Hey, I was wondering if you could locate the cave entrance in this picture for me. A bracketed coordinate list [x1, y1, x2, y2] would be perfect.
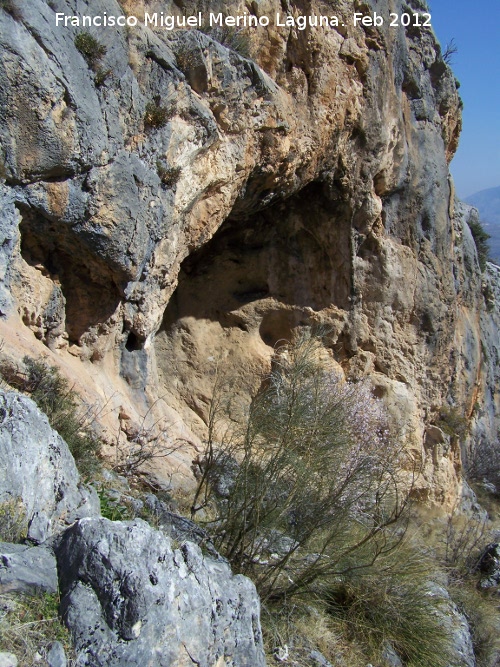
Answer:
[16, 205, 122, 347]
[154, 182, 353, 431]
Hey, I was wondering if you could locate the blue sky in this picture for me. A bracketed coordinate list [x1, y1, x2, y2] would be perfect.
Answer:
[429, 1, 500, 198]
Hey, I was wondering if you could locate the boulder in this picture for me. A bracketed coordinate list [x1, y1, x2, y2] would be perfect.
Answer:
[477, 543, 500, 589]
[55, 517, 265, 667]
[0, 653, 17, 667]
[426, 582, 475, 667]
[0, 541, 57, 594]
[46, 641, 67, 667]
[0, 390, 99, 543]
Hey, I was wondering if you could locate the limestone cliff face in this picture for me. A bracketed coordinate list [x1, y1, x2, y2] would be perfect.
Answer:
[0, 0, 497, 503]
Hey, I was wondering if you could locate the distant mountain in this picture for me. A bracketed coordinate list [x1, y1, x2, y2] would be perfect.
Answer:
[465, 186, 500, 265]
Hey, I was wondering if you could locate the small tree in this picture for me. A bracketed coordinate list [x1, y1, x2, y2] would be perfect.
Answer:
[442, 38, 458, 65]
[192, 332, 414, 601]
[468, 214, 491, 271]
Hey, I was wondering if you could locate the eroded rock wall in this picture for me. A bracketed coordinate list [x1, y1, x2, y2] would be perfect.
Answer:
[0, 0, 497, 503]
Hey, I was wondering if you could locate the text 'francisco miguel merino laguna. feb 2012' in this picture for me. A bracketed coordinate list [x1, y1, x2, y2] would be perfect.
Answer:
[54, 10, 432, 31]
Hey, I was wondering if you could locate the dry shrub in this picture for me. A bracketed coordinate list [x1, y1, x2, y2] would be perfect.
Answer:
[0, 497, 27, 543]
[192, 331, 415, 601]
[443, 507, 488, 576]
[465, 437, 500, 495]
[261, 599, 364, 667]
[112, 403, 182, 478]
[449, 583, 500, 667]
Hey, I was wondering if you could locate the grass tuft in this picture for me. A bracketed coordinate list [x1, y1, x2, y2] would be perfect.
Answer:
[327, 566, 454, 667]
[0, 497, 28, 543]
[0, 592, 74, 665]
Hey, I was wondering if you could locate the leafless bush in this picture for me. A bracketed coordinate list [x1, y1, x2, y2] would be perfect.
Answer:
[114, 404, 183, 477]
[443, 505, 488, 577]
[192, 331, 416, 601]
[465, 437, 500, 495]
[442, 38, 458, 65]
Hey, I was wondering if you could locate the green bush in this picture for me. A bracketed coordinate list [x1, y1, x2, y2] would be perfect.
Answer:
[74, 32, 106, 70]
[468, 216, 491, 271]
[14, 357, 100, 478]
[94, 67, 112, 87]
[192, 331, 413, 601]
[435, 405, 468, 439]
[156, 161, 182, 187]
[144, 102, 169, 129]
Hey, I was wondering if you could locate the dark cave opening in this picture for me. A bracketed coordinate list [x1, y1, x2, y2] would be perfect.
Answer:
[154, 182, 354, 424]
[161, 181, 353, 336]
[17, 206, 122, 345]
[125, 331, 143, 352]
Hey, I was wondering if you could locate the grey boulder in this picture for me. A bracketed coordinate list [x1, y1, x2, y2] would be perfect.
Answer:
[477, 543, 500, 589]
[0, 390, 99, 543]
[427, 582, 475, 667]
[0, 541, 57, 594]
[55, 517, 266, 667]
[0, 653, 17, 667]
[46, 641, 67, 667]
